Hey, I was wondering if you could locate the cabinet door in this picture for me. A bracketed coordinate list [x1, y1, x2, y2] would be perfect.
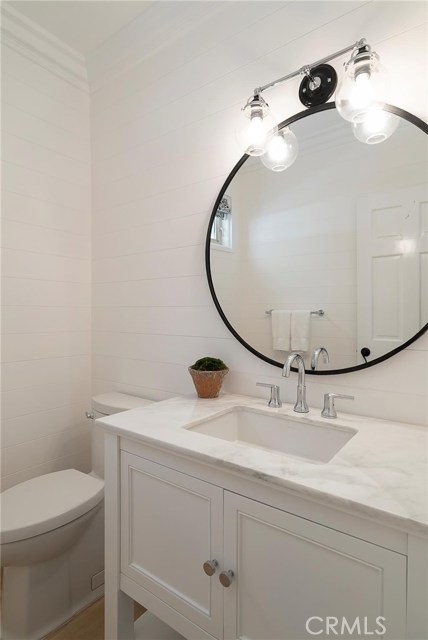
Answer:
[121, 452, 223, 638]
[223, 492, 406, 640]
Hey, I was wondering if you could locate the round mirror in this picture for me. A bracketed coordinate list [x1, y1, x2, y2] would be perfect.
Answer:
[206, 104, 428, 374]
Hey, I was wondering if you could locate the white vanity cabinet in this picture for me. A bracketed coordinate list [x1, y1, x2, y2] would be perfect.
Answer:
[113, 443, 412, 640]
[223, 492, 406, 640]
[120, 452, 223, 638]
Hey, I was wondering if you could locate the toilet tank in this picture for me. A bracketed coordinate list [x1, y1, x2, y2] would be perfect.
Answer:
[90, 393, 155, 478]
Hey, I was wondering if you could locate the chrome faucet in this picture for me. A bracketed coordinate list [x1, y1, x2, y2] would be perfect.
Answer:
[311, 346, 329, 371]
[282, 352, 309, 413]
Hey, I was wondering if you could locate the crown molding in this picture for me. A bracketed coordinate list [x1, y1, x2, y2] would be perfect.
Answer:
[1, 4, 88, 93]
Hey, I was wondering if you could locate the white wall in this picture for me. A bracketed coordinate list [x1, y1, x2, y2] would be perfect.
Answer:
[2, 1, 425, 470]
[1, 8, 92, 489]
[89, 0, 427, 426]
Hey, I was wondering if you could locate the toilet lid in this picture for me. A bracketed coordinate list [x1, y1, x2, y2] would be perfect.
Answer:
[0, 470, 104, 544]
[92, 392, 155, 415]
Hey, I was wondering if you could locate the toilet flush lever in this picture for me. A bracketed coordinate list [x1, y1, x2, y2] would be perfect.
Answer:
[85, 411, 94, 420]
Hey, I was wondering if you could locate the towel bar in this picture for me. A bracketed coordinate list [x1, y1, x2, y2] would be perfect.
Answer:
[265, 309, 324, 316]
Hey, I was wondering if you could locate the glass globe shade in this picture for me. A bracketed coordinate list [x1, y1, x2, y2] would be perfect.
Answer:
[336, 56, 389, 124]
[236, 100, 278, 156]
[352, 108, 399, 144]
[261, 127, 299, 172]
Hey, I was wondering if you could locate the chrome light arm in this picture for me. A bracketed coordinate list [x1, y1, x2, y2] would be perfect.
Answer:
[253, 39, 366, 96]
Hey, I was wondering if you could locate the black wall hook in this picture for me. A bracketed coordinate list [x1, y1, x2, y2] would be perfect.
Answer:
[361, 347, 371, 363]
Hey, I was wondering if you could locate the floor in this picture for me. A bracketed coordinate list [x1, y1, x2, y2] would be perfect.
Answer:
[43, 598, 146, 640]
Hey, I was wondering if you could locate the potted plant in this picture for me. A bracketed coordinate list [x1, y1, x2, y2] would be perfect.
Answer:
[188, 357, 229, 399]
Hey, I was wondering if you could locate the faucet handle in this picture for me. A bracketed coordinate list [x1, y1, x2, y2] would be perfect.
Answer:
[321, 393, 354, 418]
[256, 382, 282, 408]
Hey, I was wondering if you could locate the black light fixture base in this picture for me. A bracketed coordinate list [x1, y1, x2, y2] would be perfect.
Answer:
[299, 64, 337, 108]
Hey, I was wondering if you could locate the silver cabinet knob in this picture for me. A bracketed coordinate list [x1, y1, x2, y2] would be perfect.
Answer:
[85, 411, 94, 419]
[203, 559, 218, 576]
[219, 570, 234, 587]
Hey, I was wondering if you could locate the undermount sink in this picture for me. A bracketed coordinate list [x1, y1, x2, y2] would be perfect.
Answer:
[186, 406, 357, 463]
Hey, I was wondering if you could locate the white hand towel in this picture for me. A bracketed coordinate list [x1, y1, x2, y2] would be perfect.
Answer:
[271, 310, 291, 351]
[291, 310, 311, 351]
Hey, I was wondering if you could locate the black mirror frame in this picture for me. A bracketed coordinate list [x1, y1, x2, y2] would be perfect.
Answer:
[205, 102, 428, 375]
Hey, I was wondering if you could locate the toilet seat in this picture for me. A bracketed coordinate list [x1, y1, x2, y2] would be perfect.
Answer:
[0, 469, 104, 544]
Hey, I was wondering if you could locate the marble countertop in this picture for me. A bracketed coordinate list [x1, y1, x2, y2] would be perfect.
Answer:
[97, 394, 428, 536]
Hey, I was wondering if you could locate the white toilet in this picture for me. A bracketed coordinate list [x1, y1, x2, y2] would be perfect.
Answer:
[0, 392, 155, 640]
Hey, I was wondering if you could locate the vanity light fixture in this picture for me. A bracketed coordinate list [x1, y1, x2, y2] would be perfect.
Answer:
[351, 108, 399, 144]
[236, 93, 278, 156]
[238, 38, 397, 171]
[335, 41, 389, 123]
[261, 126, 299, 172]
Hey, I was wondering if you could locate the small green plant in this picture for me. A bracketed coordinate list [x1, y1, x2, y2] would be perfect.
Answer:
[190, 357, 228, 371]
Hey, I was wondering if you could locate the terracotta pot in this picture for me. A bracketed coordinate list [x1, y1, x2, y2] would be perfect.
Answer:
[188, 367, 229, 399]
